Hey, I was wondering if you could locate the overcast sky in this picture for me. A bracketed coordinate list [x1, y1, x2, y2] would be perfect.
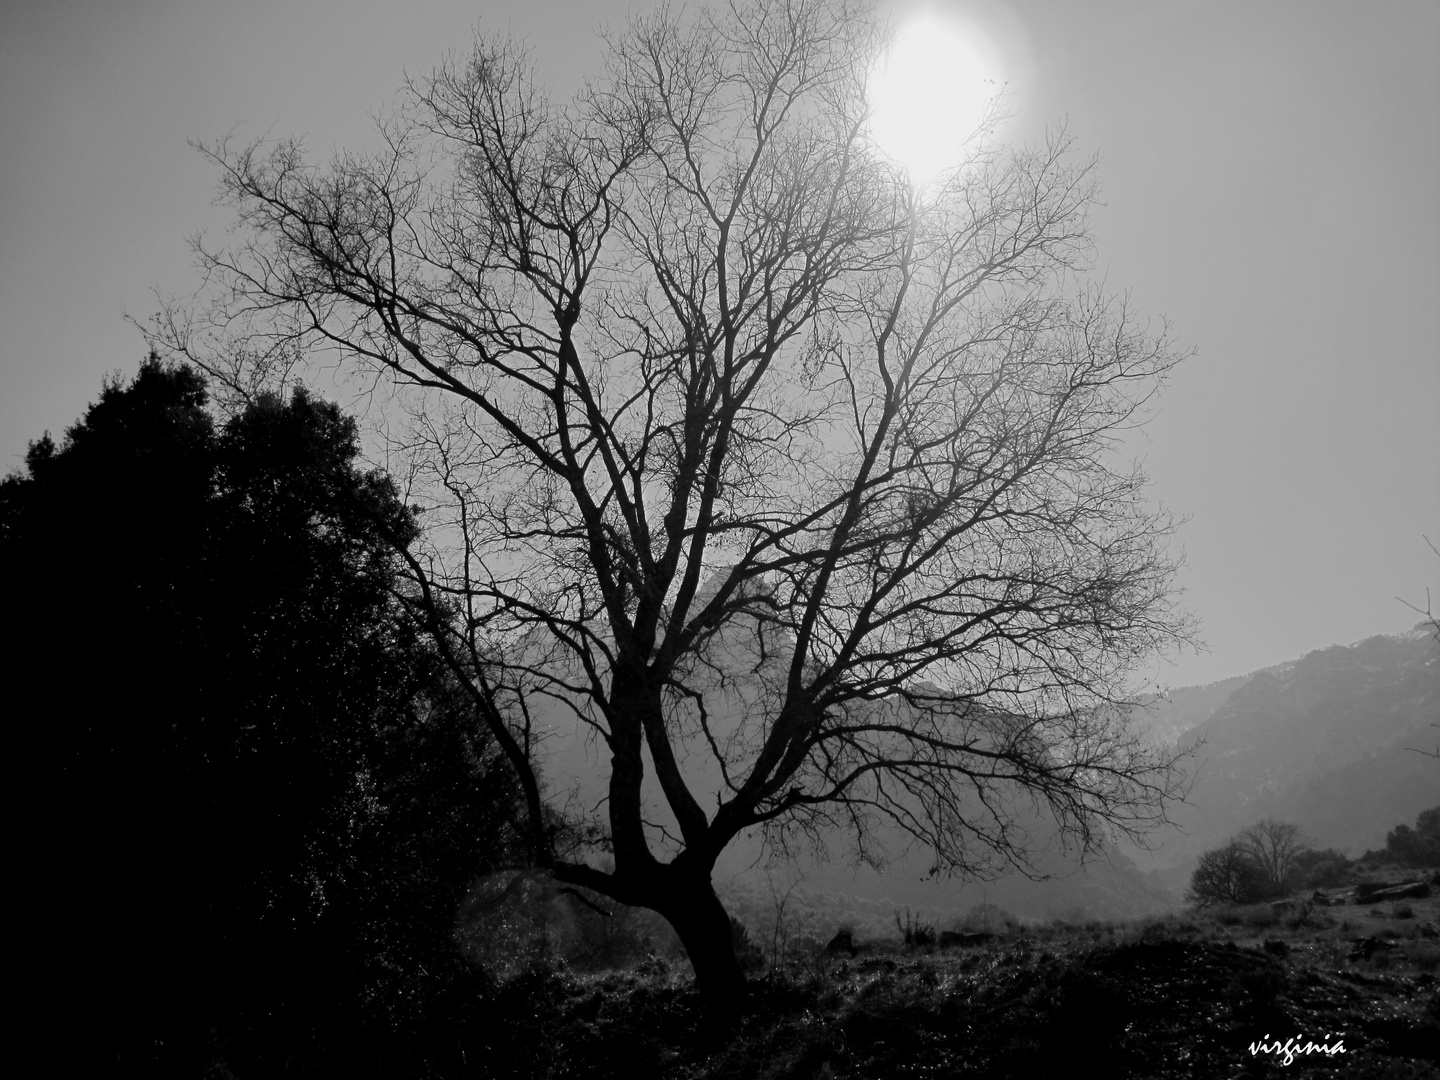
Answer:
[3, 0, 1437, 690]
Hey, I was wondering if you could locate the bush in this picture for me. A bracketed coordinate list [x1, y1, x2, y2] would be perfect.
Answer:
[1291, 847, 1354, 891]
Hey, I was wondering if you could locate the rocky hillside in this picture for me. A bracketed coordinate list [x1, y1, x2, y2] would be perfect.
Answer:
[1129, 672, 1258, 746]
[1141, 628, 1440, 882]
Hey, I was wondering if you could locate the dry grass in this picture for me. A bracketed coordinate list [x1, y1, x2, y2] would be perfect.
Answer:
[469, 879, 1440, 1079]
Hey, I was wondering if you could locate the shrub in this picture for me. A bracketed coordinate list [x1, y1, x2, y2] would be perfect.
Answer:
[1291, 847, 1354, 891]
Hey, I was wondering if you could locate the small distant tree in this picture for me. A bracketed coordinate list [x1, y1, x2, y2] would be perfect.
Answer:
[1186, 841, 1268, 906]
[1235, 819, 1306, 897]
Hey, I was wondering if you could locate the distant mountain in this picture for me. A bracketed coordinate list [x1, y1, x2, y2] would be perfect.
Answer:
[725, 627, 1440, 917]
[1134, 628, 1440, 886]
[531, 593, 1439, 921]
[1129, 672, 1260, 746]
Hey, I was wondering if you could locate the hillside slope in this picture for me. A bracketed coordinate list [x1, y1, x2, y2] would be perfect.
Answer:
[1151, 629, 1440, 877]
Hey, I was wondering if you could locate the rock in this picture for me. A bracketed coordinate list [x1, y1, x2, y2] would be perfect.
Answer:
[1355, 881, 1432, 904]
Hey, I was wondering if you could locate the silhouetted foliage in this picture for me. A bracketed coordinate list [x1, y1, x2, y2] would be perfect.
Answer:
[1186, 819, 1309, 907]
[1186, 841, 1270, 907]
[1383, 806, 1440, 868]
[4, 355, 521, 1076]
[1235, 819, 1306, 896]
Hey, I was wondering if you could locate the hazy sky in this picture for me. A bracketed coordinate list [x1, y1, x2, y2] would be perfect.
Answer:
[3, 0, 1437, 689]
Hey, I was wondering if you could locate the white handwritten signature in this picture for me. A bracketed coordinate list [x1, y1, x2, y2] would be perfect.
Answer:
[1249, 1033, 1346, 1066]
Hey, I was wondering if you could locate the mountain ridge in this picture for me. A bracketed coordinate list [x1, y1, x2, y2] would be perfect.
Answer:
[1127, 625, 1439, 890]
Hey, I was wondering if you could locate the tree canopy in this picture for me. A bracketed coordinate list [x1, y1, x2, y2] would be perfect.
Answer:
[164, 0, 1194, 1001]
[5, 356, 521, 1074]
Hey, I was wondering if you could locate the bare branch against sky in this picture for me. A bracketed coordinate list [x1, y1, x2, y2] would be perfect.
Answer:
[2, 0, 1437, 691]
[155, 1, 1209, 998]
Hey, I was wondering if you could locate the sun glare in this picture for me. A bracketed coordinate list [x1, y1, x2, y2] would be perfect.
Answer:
[867, 14, 1004, 183]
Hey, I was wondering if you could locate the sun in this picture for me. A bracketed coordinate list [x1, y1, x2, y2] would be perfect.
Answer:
[867, 13, 1004, 183]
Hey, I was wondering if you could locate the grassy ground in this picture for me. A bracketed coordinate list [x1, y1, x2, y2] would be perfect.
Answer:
[475, 873, 1440, 1079]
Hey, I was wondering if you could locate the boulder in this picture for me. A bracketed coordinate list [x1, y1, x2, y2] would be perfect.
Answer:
[1354, 881, 1431, 904]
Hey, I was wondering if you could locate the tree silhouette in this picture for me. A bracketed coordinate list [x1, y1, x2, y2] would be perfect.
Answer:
[4, 356, 520, 1073]
[166, 0, 1194, 1005]
[1235, 819, 1306, 897]
[1185, 841, 1268, 907]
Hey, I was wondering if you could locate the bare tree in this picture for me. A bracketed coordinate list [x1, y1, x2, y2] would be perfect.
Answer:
[1236, 819, 1306, 897]
[1185, 841, 1267, 907]
[163, 0, 1193, 1005]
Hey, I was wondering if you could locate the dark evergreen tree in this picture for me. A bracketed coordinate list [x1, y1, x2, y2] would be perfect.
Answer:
[4, 356, 520, 1076]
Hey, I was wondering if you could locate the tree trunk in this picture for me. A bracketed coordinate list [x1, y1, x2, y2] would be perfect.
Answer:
[553, 860, 748, 1015]
[659, 873, 748, 1014]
